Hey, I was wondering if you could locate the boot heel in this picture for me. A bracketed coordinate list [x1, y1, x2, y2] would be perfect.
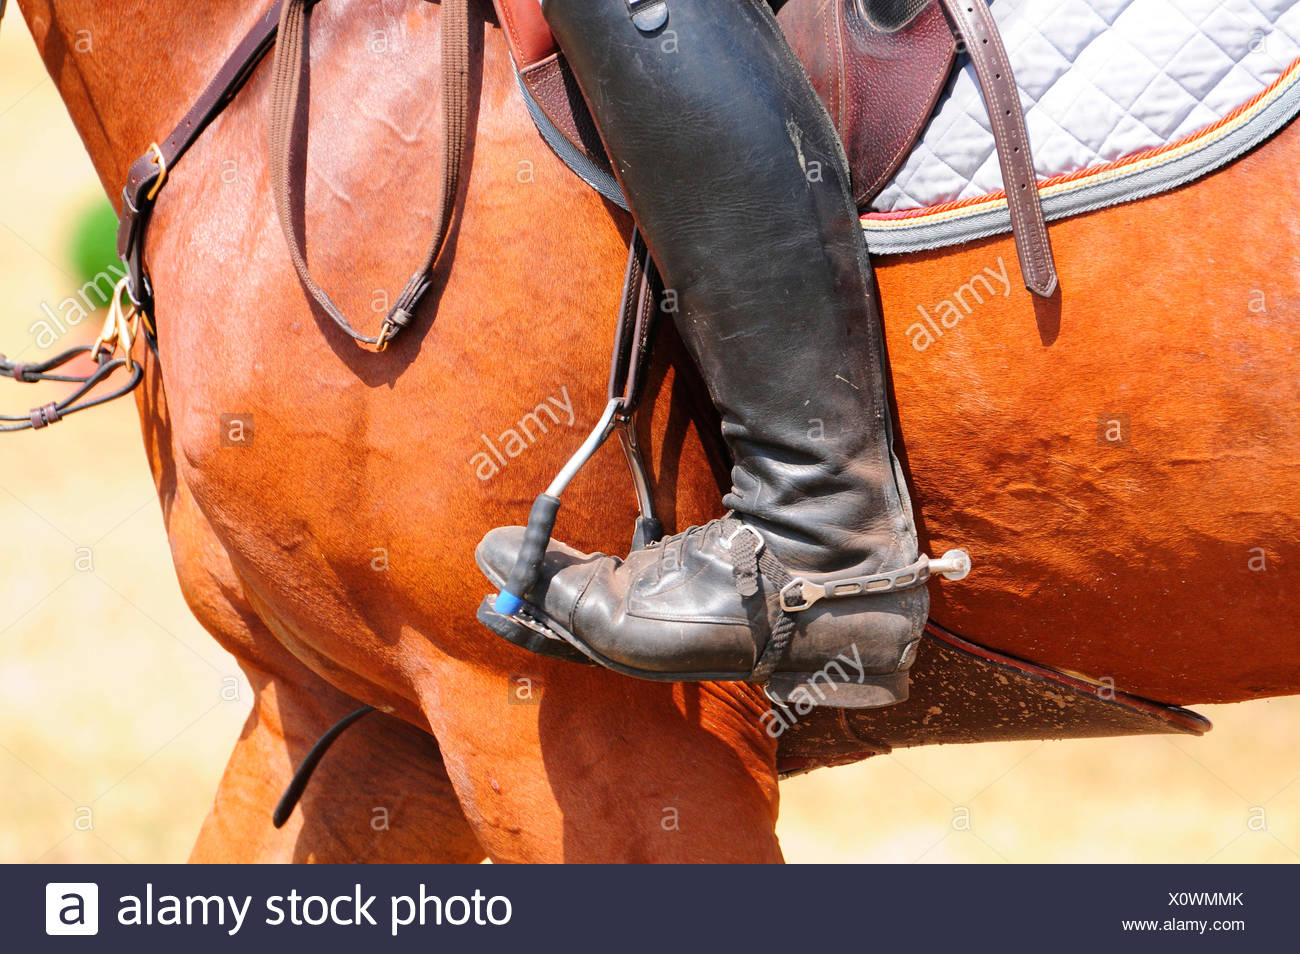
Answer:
[763, 670, 909, 710]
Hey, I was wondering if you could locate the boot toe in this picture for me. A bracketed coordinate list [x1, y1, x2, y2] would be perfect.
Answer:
[475, 526, 608, 609]
[474, 525, 526, 588]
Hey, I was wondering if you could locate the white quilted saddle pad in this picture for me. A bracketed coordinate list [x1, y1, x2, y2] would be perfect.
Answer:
[862, 0, 1300, 254]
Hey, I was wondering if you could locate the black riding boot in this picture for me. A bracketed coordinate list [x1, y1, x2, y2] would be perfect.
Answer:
[475, 0, 967, 707]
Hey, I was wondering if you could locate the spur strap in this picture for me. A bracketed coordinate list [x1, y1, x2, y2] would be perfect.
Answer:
[938, 0, 1058, 297]
[268, 0, 470, 349]
[726, 526, 797, 683]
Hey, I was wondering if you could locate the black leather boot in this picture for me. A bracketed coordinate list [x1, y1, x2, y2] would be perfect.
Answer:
[475, 0, 968, 707]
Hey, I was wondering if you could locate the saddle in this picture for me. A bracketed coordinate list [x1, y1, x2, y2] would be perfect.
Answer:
[492, 0, 1058, 296]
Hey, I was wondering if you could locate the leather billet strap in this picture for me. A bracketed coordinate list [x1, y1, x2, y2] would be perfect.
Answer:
[496, 0, 557, 68]
[269, 0, 469, 349]
[116, 2, 285, 319]
[607, 229, 659, 413]
[938, 0, 1058, 297]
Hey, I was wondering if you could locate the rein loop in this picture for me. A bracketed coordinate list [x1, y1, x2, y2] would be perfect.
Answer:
[268, 0, 470, 350]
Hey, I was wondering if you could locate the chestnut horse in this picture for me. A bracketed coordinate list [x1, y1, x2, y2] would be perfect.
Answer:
[15, 0, 1299, 862]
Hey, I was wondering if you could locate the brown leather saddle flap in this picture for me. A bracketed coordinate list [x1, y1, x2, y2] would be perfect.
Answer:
[776, 0, 957, 206]
[775, 622, 1211, 777]
[492, 0, 956, 206]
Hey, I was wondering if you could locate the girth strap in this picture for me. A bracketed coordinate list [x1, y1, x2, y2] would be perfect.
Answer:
[268, 0, 470, 350]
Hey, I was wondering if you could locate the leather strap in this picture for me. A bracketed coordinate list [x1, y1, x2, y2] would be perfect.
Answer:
[607, 229, 659, 413]
[117, 2, 285, 318]
[938, 0, 1057, 297]
[0, 347, 143, 432]
[272, 704, 376, 828]
[269, 0, 469, 349]
[748, 539, 798, 684]
[494, 0, 557, 69]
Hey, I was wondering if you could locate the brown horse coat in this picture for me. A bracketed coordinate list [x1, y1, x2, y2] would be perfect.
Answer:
[16, 0, 1299, 861]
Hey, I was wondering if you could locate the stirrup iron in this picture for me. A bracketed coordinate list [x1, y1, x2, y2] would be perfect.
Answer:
[491, 231, 662, 617]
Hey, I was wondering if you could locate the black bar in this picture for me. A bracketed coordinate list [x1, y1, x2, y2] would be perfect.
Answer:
[7, 864, 1294, 952]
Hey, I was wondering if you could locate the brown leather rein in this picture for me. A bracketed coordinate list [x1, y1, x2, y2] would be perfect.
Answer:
[1, 0, 469, 431]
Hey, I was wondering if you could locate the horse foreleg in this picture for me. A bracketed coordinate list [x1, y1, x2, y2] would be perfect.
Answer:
[167, 497, 484, 863]
[411, 654, 784, 864]
[191, 657, 484, 864]
[138, 383, 483, 862]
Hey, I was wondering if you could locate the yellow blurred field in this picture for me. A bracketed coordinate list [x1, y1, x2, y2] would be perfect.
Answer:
[0, 20, 1296, 864]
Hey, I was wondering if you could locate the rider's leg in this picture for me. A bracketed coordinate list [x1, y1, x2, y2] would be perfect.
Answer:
[477, 0, 940, 705]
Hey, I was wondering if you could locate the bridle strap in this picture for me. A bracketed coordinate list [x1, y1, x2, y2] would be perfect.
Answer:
[0, 347, 143, 432]
[268, 0, 470, 350]
[4, 5, 283, 432]
[116, 1, 285, 319]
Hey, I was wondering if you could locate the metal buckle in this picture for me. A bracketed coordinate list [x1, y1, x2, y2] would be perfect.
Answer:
[375, 320, 394, 353]
[91, 276, 141, 372]
[144, 142, 168, 202]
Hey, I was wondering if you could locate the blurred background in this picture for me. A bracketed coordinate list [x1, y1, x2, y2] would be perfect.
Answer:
[2, 14, 1297, 865]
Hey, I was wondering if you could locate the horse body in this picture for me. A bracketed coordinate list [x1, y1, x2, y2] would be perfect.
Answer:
[16, 0, 1299, 861]
[881, 148, 1300, 703]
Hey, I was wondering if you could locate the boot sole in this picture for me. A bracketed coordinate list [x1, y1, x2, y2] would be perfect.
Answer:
[477, 597, 596, 666]
[478, 592, 908, 709]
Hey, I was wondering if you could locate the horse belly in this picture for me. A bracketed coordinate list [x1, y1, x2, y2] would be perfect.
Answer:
[138, 7, 650, 706]
[880, 122, 1300, 704]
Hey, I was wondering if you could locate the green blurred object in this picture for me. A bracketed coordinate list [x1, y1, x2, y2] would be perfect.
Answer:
[67, 198, 122, 293]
